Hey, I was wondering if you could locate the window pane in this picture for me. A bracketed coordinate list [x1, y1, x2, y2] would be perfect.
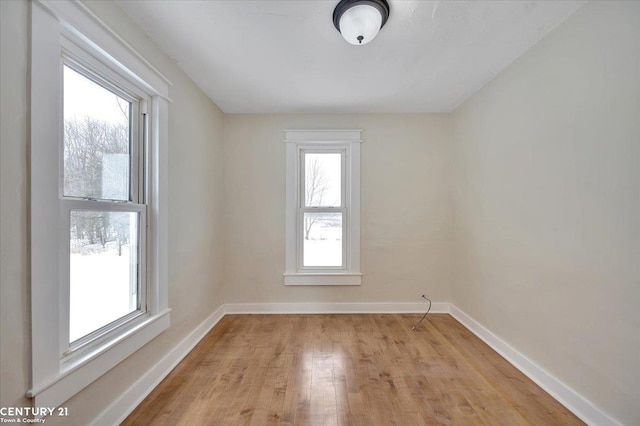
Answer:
[304, 153, 341, 207]
[70, 210, 138, 342]
[63, 66, 131, 201]
[303, 212, 342, 267]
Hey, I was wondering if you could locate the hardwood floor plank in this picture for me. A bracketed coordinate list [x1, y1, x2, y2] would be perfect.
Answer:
[122, 314, 583, 426]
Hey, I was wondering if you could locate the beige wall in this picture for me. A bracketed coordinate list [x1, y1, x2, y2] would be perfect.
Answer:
[0, 0, 30, 412]
[0, 1, 226, 423]
[2, 0, 639, 424]
[451, 2, 640, 424]
[223, 114, 453, 304]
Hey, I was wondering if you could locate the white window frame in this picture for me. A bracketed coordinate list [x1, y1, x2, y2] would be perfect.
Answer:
[60, 49, 148, 355]
[284, 130, 362, 286]
[28, 0, 171, 410]
[298, 148, 347, 271]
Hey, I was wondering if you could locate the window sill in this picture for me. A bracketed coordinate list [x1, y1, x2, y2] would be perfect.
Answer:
[26, 309, 170, 409]
[283, 273, 362, 286]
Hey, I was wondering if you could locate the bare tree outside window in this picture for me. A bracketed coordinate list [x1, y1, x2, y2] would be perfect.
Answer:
[64, 65, 139, 342]
[64, 116, 131, 255]
[304, 156, 331, 239]
[301, 152, 343, 267]
[303, 153, 342, 237]
[63, 117, 129, 199]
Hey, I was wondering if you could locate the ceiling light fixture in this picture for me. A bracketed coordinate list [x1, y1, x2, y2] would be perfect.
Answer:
[333, 0, 390, 46]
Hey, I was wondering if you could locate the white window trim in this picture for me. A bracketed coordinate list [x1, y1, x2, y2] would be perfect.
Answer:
[28, 0, 171, 410]
[284, 130, 362, 286]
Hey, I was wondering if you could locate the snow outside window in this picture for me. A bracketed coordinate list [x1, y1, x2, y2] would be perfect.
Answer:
[284, 130, 362, 286]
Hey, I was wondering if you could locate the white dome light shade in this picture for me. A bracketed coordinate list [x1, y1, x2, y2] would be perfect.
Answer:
[339, 4, 382, 45]
[333, 0, 390, 46]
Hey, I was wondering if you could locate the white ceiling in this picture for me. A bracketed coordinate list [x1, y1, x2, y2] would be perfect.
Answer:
[117, 0, 584, 113]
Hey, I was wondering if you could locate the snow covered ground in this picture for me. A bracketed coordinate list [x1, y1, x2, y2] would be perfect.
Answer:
[303, 240, 342, 267]
[303, 221, 342, 267]
[69, 244, 135, 342]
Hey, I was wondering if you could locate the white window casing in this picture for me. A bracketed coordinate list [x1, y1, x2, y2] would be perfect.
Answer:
[29, 0, 171, 409]
[284, 130, 362, 286]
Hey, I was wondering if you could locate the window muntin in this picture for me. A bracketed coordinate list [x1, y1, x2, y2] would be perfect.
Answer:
[61, 59, 147, 351]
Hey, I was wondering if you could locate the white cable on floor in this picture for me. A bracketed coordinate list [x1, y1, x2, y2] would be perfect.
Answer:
[411, 294, 432, 330]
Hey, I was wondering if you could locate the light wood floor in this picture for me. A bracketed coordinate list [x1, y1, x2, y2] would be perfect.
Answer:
[123, 314, 583, 425]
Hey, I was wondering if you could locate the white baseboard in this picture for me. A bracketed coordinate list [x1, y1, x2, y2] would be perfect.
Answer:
[223, 301, 449, 314]
[92, 302, 619, 426]
[91, 304, 226, 426]
[448, 305, 620, 426]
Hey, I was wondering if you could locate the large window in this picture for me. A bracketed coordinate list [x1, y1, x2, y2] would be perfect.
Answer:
[63, 63, 146, 347]
[29, 0, 170, 410]
[284, 130, 362, 285]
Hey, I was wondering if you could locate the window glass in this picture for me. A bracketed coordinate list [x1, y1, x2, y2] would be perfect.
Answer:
[304, 153, 341, 207]
[69, 210, 139, 342]
[303, 212, 343, 267]
[63, 65, 131, 201]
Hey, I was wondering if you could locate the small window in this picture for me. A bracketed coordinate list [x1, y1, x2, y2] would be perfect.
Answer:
[284, 130, 362, 286]
[301, 151, 345, 269]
